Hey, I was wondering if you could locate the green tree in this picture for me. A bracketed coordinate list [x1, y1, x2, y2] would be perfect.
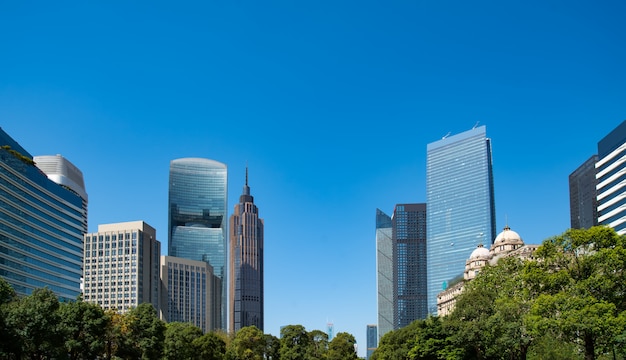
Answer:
[163, 322, 203, 360]
[280, 325, 311, 360]
[371, 321, 420, 360]
[117, 303, 166, 360]
[192, 332, 227, 360]
[227, 326, 266, 360]
[326, 332, 357, 360]
[448, 256, 533, 360]
[526, 226, 626, 360]
[405, 316, 453, 360]
[264, 334, 281, 360]
[0, 277, 18, 359]
[308, 329, 328, 359]
[58, 297, 109, 360]
[103, 310, 123, 359]
[5, 287, 64, 359]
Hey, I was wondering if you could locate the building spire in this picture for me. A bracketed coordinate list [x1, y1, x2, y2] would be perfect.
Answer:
[242, 163, 251, 197]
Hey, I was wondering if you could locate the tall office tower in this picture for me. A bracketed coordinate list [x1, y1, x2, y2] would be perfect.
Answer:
[0, 128, 85, 301]
[366, 324, 378, 360]
[229, 168, 264, 332]
[33, 155, 88, 234]
[375, 209, 393, 338]
[393, 203, 428, 328]
[569, 155, 599, 229]
[169, 158, 228, 329]
[160, 256, 216, 332]
[83, 221, 161, 313]
[597, 120, 626, 234]
[426, 125, 496, 314]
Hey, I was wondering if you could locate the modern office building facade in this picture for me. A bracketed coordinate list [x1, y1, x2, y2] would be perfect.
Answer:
[597, 120, 626, 235]
[375, 209, 393, 338]
[569, 155, 599, 229]
[0, 128, 85, 301]
[229, 168, 264, 332]
[168, 158, 228, 329]
[366, 324, 378, 360]
[393, 203, 428, 327]
[160, 255, 216, 332]
[426, 125, 496, 314]
[83, 221, 161, 313]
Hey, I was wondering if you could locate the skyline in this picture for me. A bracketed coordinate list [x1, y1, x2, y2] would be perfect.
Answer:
[1, 1, 625, 356]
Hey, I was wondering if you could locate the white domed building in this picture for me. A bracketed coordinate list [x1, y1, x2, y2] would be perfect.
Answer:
[437, 225, 538, 316]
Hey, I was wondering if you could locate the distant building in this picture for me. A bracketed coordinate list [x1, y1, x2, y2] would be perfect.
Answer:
[375, 209, 393, 339]
[426, 125, 496, 314]
[569, 155, 598, 229]
[83, 221, 161, 313]
[437, 225, 537, 316]
[376, 204, 428, 337]
[392, 204, 427, 328]
[597, 120, 626, 235]
[0, 128, 85, 301]
[160, 255, 216, 332]
[327, 322, 334, 341]
[229, 167, 264, 332]
[168, 158, 228, 329]
[366, 324, 378, 360]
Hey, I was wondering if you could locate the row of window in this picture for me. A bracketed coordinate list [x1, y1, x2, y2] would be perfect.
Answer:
[85, 232, 137, 242]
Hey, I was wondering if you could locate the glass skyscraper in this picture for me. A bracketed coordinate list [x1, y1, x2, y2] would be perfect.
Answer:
[569, 155, 599, 229]
[393, 203, 427, 327]
[0, 128, 86, 301]
[168, 158, 227, 330]
[229, 168, 264, 332]
[375, 209, 393, 338]
[366, 324, 378, 360]
[597, 120, 626, 234]
[426, 125, 496, 314]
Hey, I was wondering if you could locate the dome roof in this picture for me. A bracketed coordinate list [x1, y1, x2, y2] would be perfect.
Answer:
[494, 225, 523, 245]
[469, 244, 491, 259]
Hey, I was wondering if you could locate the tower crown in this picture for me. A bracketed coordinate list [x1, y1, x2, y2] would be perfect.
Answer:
[240, 165, 254, 203]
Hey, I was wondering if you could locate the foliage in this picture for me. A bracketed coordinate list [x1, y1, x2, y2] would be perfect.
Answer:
[193, 332, 227, 360]
[280, 325, 311, 360]
[5, 287, 64, 359]
[118, 303, 166, 360]
[163, 322, 203, 360]
[264, 334, 281, 360]
[372, 226, 626, 360]
[327, 332, 358, 360]
[59, 297, 109, 360]
[226, 326, 266, 360]
[308, 329, 329, 359]
[0, 277, 18, 358]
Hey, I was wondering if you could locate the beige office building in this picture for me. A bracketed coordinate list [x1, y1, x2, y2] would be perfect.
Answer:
[83, 221, 161, 313]
[160, 256, 217, 332]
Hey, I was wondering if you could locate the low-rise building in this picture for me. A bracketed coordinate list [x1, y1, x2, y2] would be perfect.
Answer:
[437, 225, 538, 316]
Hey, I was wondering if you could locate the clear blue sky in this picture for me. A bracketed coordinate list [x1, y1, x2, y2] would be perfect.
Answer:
[1, 1, 624, 356]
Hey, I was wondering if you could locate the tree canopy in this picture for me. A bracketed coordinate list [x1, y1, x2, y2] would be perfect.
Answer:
[373, 226, 626, 360]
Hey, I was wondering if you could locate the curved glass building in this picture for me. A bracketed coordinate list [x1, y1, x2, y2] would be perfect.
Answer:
[168, 158, 227, 330]
[0, 128, 85, 301]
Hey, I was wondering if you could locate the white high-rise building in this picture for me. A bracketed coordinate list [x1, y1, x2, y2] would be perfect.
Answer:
[83, 221, 161, 313]
[597, 120, 626, 234]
